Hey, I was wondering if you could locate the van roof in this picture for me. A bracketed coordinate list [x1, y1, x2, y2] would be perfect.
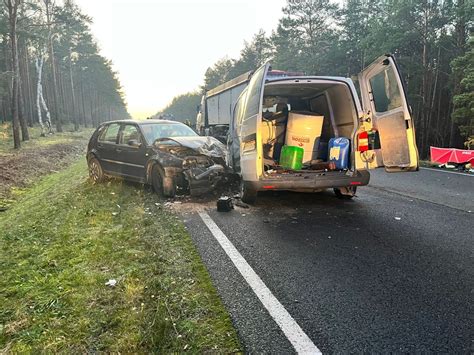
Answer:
[266, 75, 351, 83]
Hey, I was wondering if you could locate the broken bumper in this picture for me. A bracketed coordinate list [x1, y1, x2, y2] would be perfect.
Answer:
[184, 164, 226, 196]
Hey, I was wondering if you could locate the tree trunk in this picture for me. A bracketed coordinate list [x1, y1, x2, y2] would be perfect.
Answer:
[18, 75, 29, 140]
[68, 49, 78, 131]
[44, 0, 62, 132]
[35, 56, 52, 135]
[5, 0, 22, 149]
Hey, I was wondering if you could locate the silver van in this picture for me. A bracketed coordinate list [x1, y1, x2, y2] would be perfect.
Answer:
[228, 55, 419, 203]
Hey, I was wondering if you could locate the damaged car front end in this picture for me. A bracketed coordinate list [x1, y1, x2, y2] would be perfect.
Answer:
[148, 135, 230, 196]
[87, 120, 231, 198]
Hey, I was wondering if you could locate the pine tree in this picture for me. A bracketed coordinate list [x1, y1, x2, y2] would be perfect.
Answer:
[451, 36, 474, 143]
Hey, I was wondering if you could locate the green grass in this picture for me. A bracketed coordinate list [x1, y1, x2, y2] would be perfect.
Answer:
[0, 123, 93, 155]
[0, 160, 240, 352]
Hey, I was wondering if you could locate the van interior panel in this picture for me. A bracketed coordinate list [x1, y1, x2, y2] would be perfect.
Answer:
[261, 81, 358, 174]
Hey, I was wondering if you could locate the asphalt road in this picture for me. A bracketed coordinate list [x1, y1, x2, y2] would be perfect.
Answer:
[182, 168, 473, 353]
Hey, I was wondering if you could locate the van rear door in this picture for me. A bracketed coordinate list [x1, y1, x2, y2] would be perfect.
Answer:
[238, 62, 271, 181]
[358, 54, 419, 172]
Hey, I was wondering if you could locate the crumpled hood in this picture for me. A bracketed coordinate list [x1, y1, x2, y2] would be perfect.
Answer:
[157, 136, 227, 159]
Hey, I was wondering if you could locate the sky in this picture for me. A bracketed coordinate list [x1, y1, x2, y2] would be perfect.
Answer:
[75, 0, 287, 119]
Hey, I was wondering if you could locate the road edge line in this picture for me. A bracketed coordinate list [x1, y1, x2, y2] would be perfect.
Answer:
[420, 167, 473, 177]
[198, 211, 322, 355]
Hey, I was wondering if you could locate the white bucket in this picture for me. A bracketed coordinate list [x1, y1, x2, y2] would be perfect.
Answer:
[285, 112, 324, 163]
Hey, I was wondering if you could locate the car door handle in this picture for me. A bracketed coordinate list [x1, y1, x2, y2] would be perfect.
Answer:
[116, 148, 122, 153]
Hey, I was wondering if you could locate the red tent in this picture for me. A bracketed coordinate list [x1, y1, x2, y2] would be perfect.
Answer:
[430, 147, 474, 164]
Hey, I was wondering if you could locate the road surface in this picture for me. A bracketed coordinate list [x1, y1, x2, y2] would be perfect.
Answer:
[182, 168, 473, 353]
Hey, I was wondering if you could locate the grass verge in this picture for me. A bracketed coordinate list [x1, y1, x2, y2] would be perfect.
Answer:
[0, 123, 92, 155]
[0, 159, 240, 352]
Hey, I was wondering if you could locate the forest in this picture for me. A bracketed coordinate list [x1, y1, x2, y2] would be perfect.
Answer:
[157, 0, 473, 158]
[1, 0, 130, 149]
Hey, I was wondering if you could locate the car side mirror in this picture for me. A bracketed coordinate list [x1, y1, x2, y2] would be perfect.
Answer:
[127, 139, 141, 148]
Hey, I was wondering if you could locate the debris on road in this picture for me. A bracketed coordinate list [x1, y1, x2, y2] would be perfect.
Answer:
[394, 217, 402, 220]
[217, 196, 234, 212]
[234, 200, 250, 209]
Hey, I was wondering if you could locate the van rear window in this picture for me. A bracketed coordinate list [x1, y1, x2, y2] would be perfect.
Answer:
[369, 66, 402, 113]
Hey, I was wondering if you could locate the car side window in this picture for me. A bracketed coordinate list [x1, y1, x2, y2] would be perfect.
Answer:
[99, 123, 121, 143]
[120, 124, 141, 144]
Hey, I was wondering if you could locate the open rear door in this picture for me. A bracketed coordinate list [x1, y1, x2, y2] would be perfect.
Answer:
[358, 54, 419, 172]
[238, 62, 271, 181]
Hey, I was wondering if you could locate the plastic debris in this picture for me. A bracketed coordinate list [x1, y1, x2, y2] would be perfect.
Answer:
[395, 217, 402, 220]
[217, 196, 234, 212]
[234, 200, 250, 209]
[105, 279, 117, 287]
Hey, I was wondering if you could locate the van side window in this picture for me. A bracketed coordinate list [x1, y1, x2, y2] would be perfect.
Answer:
[99, 123, 121, 143]
[235, 90, 247, 125]
[369, 66, 402, 113]
[243, 66, 266, 119]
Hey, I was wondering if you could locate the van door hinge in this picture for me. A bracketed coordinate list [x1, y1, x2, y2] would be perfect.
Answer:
[359, 112, 371, 123]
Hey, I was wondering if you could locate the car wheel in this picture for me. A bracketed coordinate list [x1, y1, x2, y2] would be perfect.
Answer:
[334, 186, 357, 199]
[240, 179, 257, 204]
[88, 157, 105, 183]
[152, 164, 176, 198]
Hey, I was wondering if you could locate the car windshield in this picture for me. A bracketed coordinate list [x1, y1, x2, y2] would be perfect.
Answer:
[141, 123, 197, 144]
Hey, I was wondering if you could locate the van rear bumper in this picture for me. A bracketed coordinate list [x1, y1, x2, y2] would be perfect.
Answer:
[247, 169, 370, 192]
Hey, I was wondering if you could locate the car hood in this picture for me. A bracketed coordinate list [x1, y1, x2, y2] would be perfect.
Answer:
[155, 136, 227, 159]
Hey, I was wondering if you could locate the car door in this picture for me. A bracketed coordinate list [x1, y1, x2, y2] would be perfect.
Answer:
[238, 62, 271, 181]
[358, 54, 419, 172]
[97, 123, 121, 174]
[116, 123, 148, 180]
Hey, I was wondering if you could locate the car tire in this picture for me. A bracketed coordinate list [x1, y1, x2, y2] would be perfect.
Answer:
[152, 164, 176, 198]
[88, 157, 105, 183]
[240, 180, 257, 204]
[334, 186, 357, 199]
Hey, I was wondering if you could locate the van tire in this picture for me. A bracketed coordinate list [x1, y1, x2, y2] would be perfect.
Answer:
[152, 164, 176, 198]
[334, 186, 356, 199]
[240, 180, 257, 204]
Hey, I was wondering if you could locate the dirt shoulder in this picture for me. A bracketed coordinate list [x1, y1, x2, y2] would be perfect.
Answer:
[0, 128, 92, 204]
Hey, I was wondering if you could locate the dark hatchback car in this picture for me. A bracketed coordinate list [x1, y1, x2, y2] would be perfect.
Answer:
[86, 119, 228, 197]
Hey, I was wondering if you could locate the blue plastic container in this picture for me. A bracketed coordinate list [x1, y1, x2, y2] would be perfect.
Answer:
[328, 137, 350, 170]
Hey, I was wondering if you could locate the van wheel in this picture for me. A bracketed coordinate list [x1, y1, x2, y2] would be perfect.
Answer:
[334, 186, 357, 199]
[88, 157, 105, 183]
[240, 180, 257, 204]
[152, 164, 176, 198]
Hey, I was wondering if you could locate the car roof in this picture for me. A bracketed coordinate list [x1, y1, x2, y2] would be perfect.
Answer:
[101, 119, 185, 126]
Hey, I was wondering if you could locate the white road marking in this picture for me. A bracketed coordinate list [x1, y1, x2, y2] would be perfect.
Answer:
[420, 167, 473, 177]
[198, 211, 322, 355]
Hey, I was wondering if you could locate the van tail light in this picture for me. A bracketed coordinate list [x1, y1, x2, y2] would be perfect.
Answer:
[357, 131, 369, 152]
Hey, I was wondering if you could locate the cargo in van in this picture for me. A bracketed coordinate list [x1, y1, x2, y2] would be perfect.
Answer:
[260, 80, 358, 175]
[227, 55, 419, 203]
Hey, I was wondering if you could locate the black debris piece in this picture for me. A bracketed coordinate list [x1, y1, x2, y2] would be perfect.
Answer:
[217, 196, 234, 212]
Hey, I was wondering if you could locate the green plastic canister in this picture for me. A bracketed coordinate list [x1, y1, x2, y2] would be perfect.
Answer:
[279, 145, 304, 170]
